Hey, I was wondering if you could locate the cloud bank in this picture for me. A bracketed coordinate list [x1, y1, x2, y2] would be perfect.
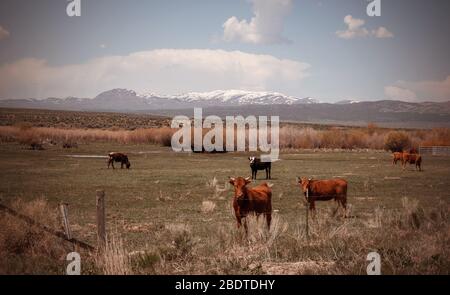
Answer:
[222, 0, 293, 44]
[385, 76, 450, 102]
[336, 15, 394, 39]
[0, 49, 310, 99]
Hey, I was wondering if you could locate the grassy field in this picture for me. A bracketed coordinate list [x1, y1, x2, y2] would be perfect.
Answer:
[0, 141, 449, 274]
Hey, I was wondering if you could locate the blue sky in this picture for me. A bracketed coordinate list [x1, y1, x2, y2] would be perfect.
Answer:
[0, 0, 449, 102]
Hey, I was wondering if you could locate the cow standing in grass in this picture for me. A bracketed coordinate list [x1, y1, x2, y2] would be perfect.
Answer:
[392, 152, 403, 165]
[297, 177, 348, 218]
[402, 153, 422, 171]
[229, 176, 272, 232]
[248, 157, 271, 180]
[107, 152, 131, 169]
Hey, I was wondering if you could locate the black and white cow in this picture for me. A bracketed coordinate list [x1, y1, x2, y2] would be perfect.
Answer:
[248, 156, 271, 180]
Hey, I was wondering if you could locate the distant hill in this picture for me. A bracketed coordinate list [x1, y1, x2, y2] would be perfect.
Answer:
[1, 88, 449, 128]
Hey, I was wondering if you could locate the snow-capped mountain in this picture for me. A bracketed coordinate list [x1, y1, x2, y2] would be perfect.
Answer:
[158, 90, 318, 105]
[0, 88, 319, 111]
[137, 89, 318, 106]
[335, 99, 361, 105]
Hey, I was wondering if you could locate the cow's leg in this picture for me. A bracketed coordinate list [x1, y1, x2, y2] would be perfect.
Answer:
[107, 159, 111, 169]
[266, 213, 271, 229]
[243, 218, 248, 235]
[111, 161, 115, 169]
[121, 161, 124, 169]
[269, 167, 271, 179]
[254, 170, 257, 180]
[309, 201, 316, 219]
[332, 200, 340, 217]
[339, 197, 347, 218]
[235, 212, 243, 229]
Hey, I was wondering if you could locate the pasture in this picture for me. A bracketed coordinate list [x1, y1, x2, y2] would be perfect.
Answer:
[0, 141, 449, 274]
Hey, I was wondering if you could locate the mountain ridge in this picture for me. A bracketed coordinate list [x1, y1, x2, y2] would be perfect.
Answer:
[1, 88, 449, 127]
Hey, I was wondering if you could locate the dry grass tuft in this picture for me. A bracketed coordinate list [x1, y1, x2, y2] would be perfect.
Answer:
[97, 233, 133, 275]
[201, 201, 216, 214]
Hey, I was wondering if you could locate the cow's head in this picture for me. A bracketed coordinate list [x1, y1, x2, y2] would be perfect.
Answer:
[248, 156, 256, 165]
[229, 176, 251, 200]
[298, 177, 312, 195]
[125, 157, 131, 169]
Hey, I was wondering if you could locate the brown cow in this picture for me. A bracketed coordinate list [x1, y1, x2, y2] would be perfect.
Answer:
[402, 153, 422, 171]
[229, 176, 272, 232]
[392, 152, 403, 165]
[107, 152, 131, 169]
[297, 177, 348, 218]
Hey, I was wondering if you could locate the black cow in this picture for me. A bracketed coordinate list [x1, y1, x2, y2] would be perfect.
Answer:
[108, 152, 131, 169]
[248, 156, 271, 180]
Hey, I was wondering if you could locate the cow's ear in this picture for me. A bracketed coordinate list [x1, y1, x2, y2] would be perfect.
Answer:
[229, 177, 235, 185]
[244, 177, 252, 184]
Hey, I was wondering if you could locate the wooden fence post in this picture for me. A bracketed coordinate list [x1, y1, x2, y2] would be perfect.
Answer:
[59, 203, 72, 240]
[96, 190, 106, 249]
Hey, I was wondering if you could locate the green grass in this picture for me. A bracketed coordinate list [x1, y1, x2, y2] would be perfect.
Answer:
[0, 142, 449, 274]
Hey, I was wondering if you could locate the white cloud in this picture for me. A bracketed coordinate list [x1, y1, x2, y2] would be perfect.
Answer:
[336, 15, 369, 39]
[222, 0, 293, 44]
[336, 15, 393, 39]
[0, 49, 310, 99]
[384, 86, 417, 101]
[385, 76, 450, 102]
[99, 44, 106, 49]
[372, 26, 394, 38]
[0, 25, 10, 40]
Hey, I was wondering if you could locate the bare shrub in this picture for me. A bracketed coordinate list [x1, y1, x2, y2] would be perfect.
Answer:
[279, 127, 321, 149]
[421, 128, 450, 146]
[384, 131, 411, 152]
[0, 126, 175, 147]
[1, 124, 449, 151]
